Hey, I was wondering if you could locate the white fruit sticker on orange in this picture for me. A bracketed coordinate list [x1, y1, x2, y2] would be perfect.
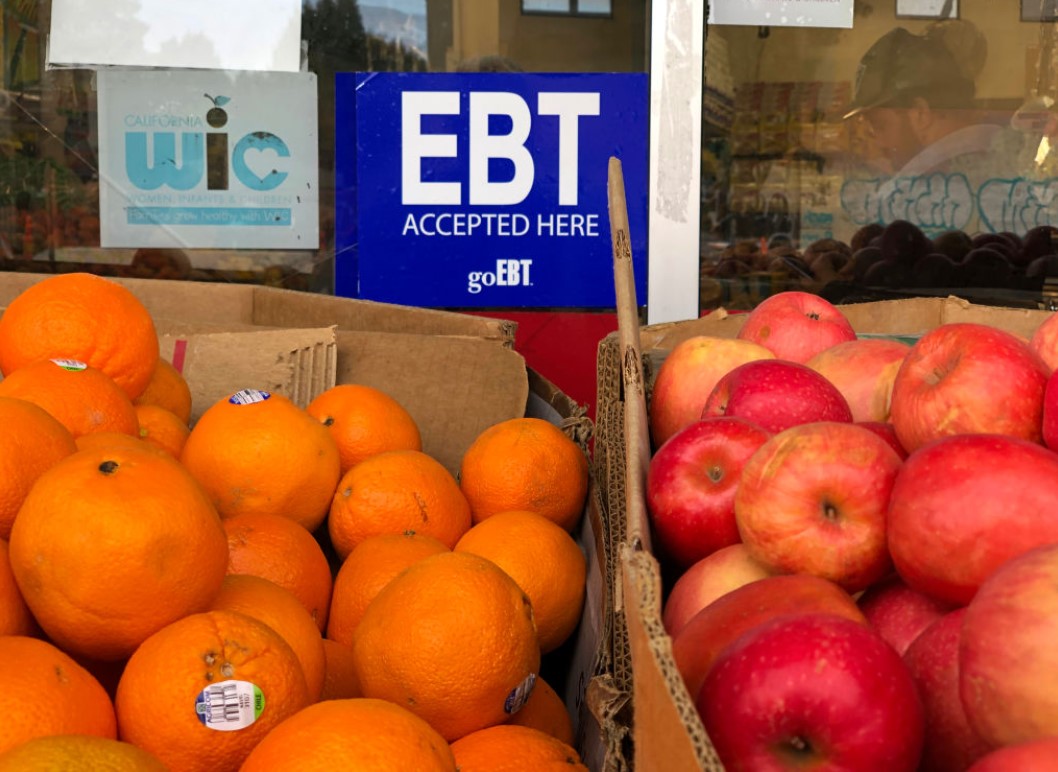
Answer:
[504, 672, 537, 715]
[50, 358, 87, 371]
[194, 679, 265, 731]
[229, 389, 271, 405]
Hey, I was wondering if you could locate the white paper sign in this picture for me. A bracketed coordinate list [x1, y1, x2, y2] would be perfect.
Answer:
[49, 0, 302, 72]
[708, 0, 854, 28]
[97, 70, 319, 250]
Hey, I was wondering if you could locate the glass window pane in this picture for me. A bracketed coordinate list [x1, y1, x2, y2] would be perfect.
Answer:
[522, 0, 572, 13]
[577, 0, 612, 15]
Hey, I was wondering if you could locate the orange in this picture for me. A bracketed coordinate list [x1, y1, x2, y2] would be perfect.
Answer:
[223, 512, 334, 631]
[209, 574, 326, 701]
[115, 610, 311, 772]
[351, 551, 540, 742]
[0, 272, 159, 400]
[0, 540, 34, 636]
[320, 639, 361, 700]
[456, 510, 586, 653]
[8, 443, 229, 661]
[180, 390, 341, 531]
[0, 635, 117, 755]
[307, 383, 423, 475]
[0, 735, 168, 771]
[0, 396, 77, 538]
[327, 531, 449, 646]
[459, 417, 589, 532]
[134, 403, 189, 458]
[75, 430, 168, 456]
[506, 675, 576, 747]
[328, 450, 471, 559]
[450, 725, 588, 772]
[240, 698, 456, 771]
[0, 358, 139, 438]
[134, 357, 192, 424]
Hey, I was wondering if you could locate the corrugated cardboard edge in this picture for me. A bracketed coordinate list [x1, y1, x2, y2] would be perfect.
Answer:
[527, 367, 629, 772]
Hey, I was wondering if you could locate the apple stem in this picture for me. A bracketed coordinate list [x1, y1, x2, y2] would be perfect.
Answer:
[822, 502, 839, 521]
[707, 465, 724, 483]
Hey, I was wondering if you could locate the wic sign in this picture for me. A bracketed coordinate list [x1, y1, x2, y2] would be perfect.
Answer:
[335, 72, 648, 308]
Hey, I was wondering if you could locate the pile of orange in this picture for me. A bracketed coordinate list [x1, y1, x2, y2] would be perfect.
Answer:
[0, 271, 592, 769]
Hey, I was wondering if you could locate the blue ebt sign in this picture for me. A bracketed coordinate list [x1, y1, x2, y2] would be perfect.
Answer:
[335, 72, 648, 308]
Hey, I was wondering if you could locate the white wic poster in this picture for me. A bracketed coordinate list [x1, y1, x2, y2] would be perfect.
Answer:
[709, 0, 854, 28]
[49, 0, 302, 72]
[97, 69, 319, 250]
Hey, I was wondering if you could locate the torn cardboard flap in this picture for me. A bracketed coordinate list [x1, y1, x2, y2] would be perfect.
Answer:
[160, 327, 337, 423]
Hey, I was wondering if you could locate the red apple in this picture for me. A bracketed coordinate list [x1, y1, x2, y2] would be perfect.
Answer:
[661, 544, 774, 637]
[889, 323, 1049, 453]
[904, 608, 992, 772]
[646, 417, 771, 569]
[856, 421, 908, 460]
[887, 434, 1058, 605]
[967, 739, 1058, 771]
[735, 421, 902, 592]
[858, 574, 952, 656]
[960, 542, 1058, 747]
[806, 338, 910, 422]
[700, 359, 853, 434]
[1029, 311, 1058, 373]
[648, 335, 774, 447]
[736, 290, 857, 363]
[672, 573, 867, 704]
[1042, 369, 1058, 449]
[699, 613, 925, 772]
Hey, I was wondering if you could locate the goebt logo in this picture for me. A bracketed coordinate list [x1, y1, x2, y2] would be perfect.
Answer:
[125, 94, 290, 192]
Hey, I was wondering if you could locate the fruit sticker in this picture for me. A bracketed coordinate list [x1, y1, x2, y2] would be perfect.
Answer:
[504, 672, 537, 715]
[195, 679, 265, 731]
[229, 389, 270, 405]
[49, 358, 87, 371]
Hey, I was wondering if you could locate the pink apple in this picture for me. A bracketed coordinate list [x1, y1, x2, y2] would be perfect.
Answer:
[646, 417, 771, 569]
[858, 574, 953, 656]
[806, 338, 910, 422]
[736, 290, 857, 363]
[672, 573, 867, 705]
[700, 359, 852, 434]
[888, 434, 1058, 605]
[648, 335, 774, 447]
[904, 608, 992, 772]
[1042, 370, 1058, 449]
[856, 421, 908, 460]
[960, 542, 1058, 747]
[661, 544, 773, 637]
[1029, 311, 1058, 373]
[699, 613, 925, 772]
[735, 421, 902, 593]
[889, 323, 1049, 453]
[967, 739, 1058, 771]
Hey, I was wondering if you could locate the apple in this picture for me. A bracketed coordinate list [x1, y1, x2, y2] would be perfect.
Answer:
[904, 608, 992, 772]
[856, 421, 908, 459]
[646, 417, 771, 569]
[967, 739, 1058, 771]
[700, 359, 853, 434]
[1029, 311, 1058, 373]
[888, 323, 1049, 453]
[648, 335, 774, 447]
[698, 613, 925, 772]
[960, 542, 1058, 747]
[735, 290, 857, 363]
[858, 574, 952, 656]
[672, 573, 867, 705]
[806, 338, 911, 422]
[735, 421, 902, 593]
[661, 544, 774, 637]
[1042, 369, 1058, 450]
[887, 434, 1058, 605]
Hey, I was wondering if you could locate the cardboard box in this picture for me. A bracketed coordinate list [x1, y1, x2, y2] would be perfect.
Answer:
[0, 271, 623, 770]
[597, 245, 1054, 768]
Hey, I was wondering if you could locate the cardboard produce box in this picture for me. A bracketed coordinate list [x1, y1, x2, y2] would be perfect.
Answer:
[596, 243, 1054, 768]
[0, 271, 624, 770]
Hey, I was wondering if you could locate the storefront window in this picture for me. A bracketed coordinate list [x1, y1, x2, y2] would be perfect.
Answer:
[701, 1, 1058, 313]
[0, 0, 645, 294]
